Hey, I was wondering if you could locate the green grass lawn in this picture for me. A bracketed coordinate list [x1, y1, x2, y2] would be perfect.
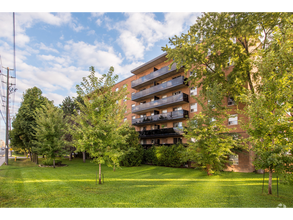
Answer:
[0, 158, 292, 208]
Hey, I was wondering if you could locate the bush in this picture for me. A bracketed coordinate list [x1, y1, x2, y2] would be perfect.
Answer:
[42, 158, 62, 166]
[143, 144, 187, 167]
[120, 145, 144, 167]
[143, 147, 157, 164]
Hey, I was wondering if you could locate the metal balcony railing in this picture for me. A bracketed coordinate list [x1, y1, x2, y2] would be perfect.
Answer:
[139, 128, 183, 138]
[131, 76, 188, 101]
[131, 63, 182, 89]
[132, 110, 189, 125]
[132, 93, 189, 114]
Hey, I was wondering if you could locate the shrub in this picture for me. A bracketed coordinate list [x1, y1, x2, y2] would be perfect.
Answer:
[42, 158, 62, 166]
[143, 144, 187, 167]
[120, 145, 144, 167]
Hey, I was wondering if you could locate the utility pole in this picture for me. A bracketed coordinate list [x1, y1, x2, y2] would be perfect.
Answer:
[5, 67, 9, 165]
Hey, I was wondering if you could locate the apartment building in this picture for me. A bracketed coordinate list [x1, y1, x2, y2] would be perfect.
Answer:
[113, 52, 254, 172]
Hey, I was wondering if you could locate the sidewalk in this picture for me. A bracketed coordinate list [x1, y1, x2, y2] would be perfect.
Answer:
[0, 156, 22, 167]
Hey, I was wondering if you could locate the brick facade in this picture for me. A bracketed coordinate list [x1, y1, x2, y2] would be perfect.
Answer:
[113, 53, 255, 172]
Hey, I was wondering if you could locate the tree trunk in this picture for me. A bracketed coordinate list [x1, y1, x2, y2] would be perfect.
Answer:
[113, 164, 115, 172]
[99, 163, 102, 184]
[206, 164, 212, 176]
[35, 154, 38, 165]
[53, 159, 55, 168]
[43, 155, 44, 158]
[30, 152, 32, 161]
[69, 152, 72, 161]
[83, 151, 86, 163]
[268, 168, 273, 194]
[24, 152, 26, 157]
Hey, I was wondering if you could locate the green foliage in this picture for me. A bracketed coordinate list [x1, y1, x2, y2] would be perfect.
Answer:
[33, 102, 68, 160]
[119, 126, 143, 167]
[71, 66, 130, 169]
[42, 158, 62, 166]
[10, 87, 51, 154]
[143, 144, 187, 168]
[162, 12, 291, 97]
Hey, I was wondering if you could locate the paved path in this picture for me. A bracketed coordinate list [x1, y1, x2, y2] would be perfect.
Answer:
[0, 156, 25, 167]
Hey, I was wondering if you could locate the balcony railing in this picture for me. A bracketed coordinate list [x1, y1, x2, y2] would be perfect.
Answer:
[132, 110, 189, 125]
[131, 63, 182, 89]
[132, 76, 188, 102]
[139, 128, 183, 139]
[132, 93, 189, 114]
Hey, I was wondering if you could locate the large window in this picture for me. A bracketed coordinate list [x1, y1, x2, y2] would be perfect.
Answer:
[132, 116, 136, 120]
[190, 103, 197, 112]
[124, 118, 127, 122]
[173, 106, 182, 111]
[228, 97, 235, 106]
[229, 155, 239, 165]
[173, 122, 183, 128]
[228, 114, 238, 125]
[190, 87, 197, 96]
[173, 90, 181, 96]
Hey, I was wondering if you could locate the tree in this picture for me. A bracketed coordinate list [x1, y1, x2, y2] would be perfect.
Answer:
[162, 13, 291, 97]
[119, 124, 143, 167]
[184, 82, 243, 175]
[10, 87, 51, 161]
[238, 23, 293, 194]
[71, 66, 130, 184]
[59, 95, 85, 161]
[33, 102, 68, 168]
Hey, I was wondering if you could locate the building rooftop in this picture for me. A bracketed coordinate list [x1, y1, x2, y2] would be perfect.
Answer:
[131, 52, 168, 75]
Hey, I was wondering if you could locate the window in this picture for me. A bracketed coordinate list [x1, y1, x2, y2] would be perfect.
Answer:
[140, 101, 146, 105]
[173, 137, 182, 144]
[229, 155, 239, 165]
[123, 95, 127, 102]
[190, 103, 197, 112]
[132, 116, 136, 120]
[124, 118, 127, 122]
[173, 122, 183, 128]
[132, 104, 135, 108]
[208, 100, 215, 109]
[209, 63, 215, 70]
[228, 114, 238, 125]
[151, 125, 160, 130]
[151, 139, 160, 145]
[228, 97, 235, 106]
[151, 98, 154, 101]
[173, 90, 181, 96]
[162, 81, 167, 84]
[141, 139, 146, 145]
[190, 70, 197, 77]
[123, 84, 127, 88]
[173, 106, 182, 111]
[115, 88, 119, 92]
[140, 114, 146, 118]
[162, 109, 167, 114]
[140, 88, 146, 91]
[190, 87, 197, 96]
[154, 67, 159, 71]
[140, 127, 146, 131]
[162, 95, 167, 99]
[132, 92, 135, 95]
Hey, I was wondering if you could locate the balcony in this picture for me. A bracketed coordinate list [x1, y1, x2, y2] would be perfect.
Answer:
[132, 76, 188, 102]
[132, 110, 189, 125]
[131, 63, 183, 89]
[132, 93, 189, 114]
[139, 128, 183, 139]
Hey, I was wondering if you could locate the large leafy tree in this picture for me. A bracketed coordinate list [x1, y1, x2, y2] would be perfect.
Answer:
[71, 66, 130, 184]
[184, 82, 243, 175]
[239, 23, 293, 194]
[33, 102, 68, 168]
[10, 87, 51, 160]
[162, 12, 290, 97]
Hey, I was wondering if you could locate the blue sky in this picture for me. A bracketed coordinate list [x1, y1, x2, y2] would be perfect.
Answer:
[0, 11, 201, 140]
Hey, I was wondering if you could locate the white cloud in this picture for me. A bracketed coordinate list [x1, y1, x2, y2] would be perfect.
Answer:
[39, 43, 59, 53]
[96, 19, 102, 26]
[87, 30, 95, 35]
[91, 12, 104, 17]
[60, 35, 64, 40]
[44, 92, 65, 105]
[114, 12, 201, 61]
